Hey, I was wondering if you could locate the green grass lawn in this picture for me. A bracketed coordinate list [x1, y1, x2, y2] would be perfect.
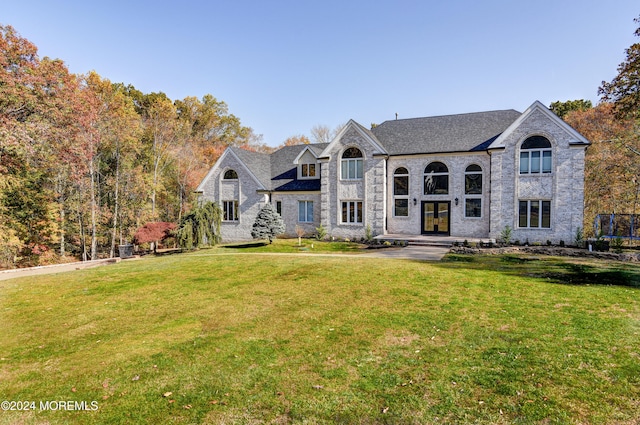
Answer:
[0, 247, 638, 424]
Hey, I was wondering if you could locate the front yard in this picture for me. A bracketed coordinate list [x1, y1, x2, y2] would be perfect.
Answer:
[0, 249, 638, 424]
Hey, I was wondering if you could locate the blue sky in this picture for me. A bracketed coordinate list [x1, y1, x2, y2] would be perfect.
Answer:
[3, 1, 638, 146]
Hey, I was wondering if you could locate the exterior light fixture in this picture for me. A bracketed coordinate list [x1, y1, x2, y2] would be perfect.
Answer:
[455, 197, 459, 206]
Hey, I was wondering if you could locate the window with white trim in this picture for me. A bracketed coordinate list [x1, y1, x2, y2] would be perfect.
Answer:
[341, 147, 363, 180]
[223, 200, 238, 221]
[341, 201, 363, 224]
[519, 200, 551, 228]
[300, 163, 316, 178]
[393, 167, 409, 217]
[464, 164, 482, 218]
[519, 136, 552, 174]
[298, 201, 313, 222]
[424, 162, 448, 195]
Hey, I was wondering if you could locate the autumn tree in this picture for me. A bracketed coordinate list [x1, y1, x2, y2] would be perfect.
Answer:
[282, 134, 311, 147]
[549, 99, 593, 118]
[599, 15, 640, 120]
[564, 103, 639, 234]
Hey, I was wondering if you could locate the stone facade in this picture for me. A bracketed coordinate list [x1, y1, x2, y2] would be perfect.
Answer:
[197, 101, 589, 244]
[488, 107, 587, 244]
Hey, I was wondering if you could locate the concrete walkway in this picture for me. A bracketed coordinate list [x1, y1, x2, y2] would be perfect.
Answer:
[359, 245, 451, 261]
[0, 245, 451, 282]
[0, 258, 121, 281]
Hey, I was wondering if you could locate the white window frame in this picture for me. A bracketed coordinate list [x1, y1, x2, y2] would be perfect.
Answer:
[464, 164, 482, 218]
[298, 200, 313, 223]
[518, 200, 551, 228]
[222, 200, 239, 222]
[423, 162, 449, 195]
[393, 167, 409, 217]
[341, 200, 363, 224]
[519, 137, 552, 174]
[299, 163, 317, 179]
[340, 147, 364, 180]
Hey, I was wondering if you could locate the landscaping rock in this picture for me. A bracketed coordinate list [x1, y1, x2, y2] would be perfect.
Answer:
[449, 246, 640, 262]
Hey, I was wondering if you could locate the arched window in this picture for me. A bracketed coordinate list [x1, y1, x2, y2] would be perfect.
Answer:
[393, 167, 409, 217]
[341, 147, 363, 180]
[519, 136, 552, 174]
[464, 164, 482, 218]
[464, 164, 482, 195]
[223, 169, 238, 180]
[424, 162, 448, 195]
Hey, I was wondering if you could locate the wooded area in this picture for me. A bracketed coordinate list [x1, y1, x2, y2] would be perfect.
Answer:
[1, 16, 639, 268]
[0, 24, 270, 268]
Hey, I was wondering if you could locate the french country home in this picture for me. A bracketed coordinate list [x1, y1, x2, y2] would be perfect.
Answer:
[196, 101, 590, 244]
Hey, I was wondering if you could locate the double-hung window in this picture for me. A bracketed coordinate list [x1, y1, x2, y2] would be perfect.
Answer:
[341, 201, 363, 224]
[393, 167, 409, 217]
[519, 136, 552, 174]
[223, 200, 238, 221]
[341, 147, 363, 180]
[298, 201, 313, 222]
[519, 200, 551, 228]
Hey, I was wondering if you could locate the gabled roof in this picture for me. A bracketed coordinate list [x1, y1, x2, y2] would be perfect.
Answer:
[487, 100, 590, 149]
[196, 147, 269, 192]
[231, 147, 271, 188]
[319, 119, 388, 158]
[371, 109, 522, 155]
[270, 143, 328, 191]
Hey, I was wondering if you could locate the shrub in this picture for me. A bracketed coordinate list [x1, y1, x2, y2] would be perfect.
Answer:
[499, 225, 512, 245]
[251, 203, 285, 244]
[365, 224, 373, 243]
[611, 235, 625, 253]
[315, 224, 327, 241]
[574, 227, 584, 247]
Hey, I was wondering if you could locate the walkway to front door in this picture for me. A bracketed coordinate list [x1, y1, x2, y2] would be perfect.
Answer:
[422, 201, 450, 235]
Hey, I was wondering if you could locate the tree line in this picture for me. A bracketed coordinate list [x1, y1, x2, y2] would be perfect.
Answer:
[551, 16, 640, 236]
[0, 24, 273, 267]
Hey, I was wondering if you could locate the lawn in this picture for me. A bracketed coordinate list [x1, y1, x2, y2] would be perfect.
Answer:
[0, 246, 638, 424]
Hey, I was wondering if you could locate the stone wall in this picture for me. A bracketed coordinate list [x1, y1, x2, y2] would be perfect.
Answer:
[199, 154, 268, 242]
[386, 153, 491, 238]
[489, 108, 587, 244]
[320, 126, 386, 239]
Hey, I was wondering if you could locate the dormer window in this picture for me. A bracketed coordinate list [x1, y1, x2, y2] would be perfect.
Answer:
[295, 147, 319, 180]
[300, 163, 316, 179]
[223, 169, 238, 180]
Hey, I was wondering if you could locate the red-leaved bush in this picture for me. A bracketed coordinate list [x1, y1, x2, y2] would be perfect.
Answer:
[133, 222, 176, 245]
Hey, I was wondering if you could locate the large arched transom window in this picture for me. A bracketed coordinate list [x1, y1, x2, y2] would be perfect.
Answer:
[393, 167, 409, 217]
[519, 136, 552, 174]
[341, 147, 363, 180]
[424, 162, 448, 195]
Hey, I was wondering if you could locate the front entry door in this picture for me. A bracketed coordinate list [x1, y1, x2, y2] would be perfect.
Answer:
[422, 201, 450, 235]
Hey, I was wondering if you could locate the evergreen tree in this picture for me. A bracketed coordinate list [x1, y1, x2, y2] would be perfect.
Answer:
[251, 203, 285, 243]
